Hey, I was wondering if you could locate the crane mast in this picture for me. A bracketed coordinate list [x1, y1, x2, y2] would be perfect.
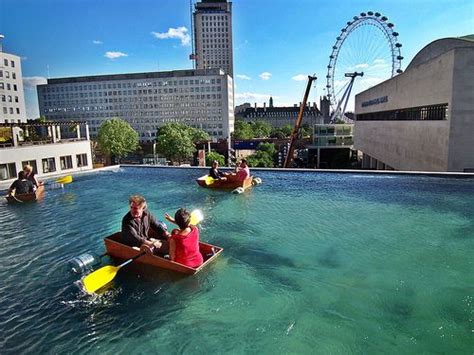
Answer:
[283, 75, 317, 168]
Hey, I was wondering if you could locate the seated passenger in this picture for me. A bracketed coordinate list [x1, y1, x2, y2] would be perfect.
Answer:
[226, 159, 250, 182]
[121, 195, 170, 254]
[8, 171, 35, 196]
[23, 165, 42, 189]
[166, 208, 203, 268]
[208, 160, 226, 180]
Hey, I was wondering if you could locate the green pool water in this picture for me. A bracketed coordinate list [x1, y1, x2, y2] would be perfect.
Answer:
[0, 168, 473, 353]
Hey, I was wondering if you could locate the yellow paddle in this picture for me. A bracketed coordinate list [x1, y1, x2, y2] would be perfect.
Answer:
[82, 209, 204, 294]
[55, 175, 73, 184]
[205, 175, 215, 185]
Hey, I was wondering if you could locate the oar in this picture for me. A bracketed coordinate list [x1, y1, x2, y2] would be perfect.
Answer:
[205, 175, 215, 186]
[82, 251, 146, 294]
[83, 209, 204, 293]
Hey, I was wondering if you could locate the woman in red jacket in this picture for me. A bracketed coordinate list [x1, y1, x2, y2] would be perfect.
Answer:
[166, 208, 203, 268]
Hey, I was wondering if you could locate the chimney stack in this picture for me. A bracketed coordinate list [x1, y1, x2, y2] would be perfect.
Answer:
[263, 102, 266, 112]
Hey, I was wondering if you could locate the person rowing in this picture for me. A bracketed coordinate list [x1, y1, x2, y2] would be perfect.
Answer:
[225, 159, 250, 182]
[7, 171, 35, 197]
[23, 164, 42, 190]
[121, 195, 170, 254]
[209, 160, 227, 181]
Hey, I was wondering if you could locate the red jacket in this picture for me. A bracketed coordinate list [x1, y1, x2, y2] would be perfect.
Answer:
[170, 226, 203, 268]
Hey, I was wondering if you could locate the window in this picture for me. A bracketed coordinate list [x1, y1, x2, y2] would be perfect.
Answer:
[42, 157, 56, 173]
[76, 153, 88, 167]
[0, 163, 17, 180]
[11, 60, 15, 67]
[21, 160, 38, 174]
[13, 84, 17, 91]
[60, 155, 73, 170]
[16, 108, 20, 114]
[0, 70, 2, 77]
[4, 59, 8, 66]
[5, 71, 9, 78]
[12, 73, 16, 79]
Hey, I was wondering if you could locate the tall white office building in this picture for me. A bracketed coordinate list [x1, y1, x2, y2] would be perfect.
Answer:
[0, 35, 27, 123]
[193, 0, 233, 78]
[37, 68, 234, 142]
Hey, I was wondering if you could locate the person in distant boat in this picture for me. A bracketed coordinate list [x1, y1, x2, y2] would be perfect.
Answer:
[7, 171, 35, 196]
[165, 208, 203, 268]
[121, 195, 170, 253]
[208, 160, 226, 180]
[23, 165, 42, 189]
[226, 159, 250, 182]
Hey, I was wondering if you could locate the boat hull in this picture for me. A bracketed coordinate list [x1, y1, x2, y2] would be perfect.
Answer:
[6, 185, 44, 203]
[196, 175, 253, 190]
[104, 232, 223, 275]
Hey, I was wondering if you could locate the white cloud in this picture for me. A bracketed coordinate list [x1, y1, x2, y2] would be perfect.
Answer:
[21, 56, 28, 61]
[373, 59, 385, 64]
[292, 74, 307, 81]
[259, 72, 272, 80]
[236, 74, 251, 80]
[235, 92, 273, 102]
[104, 51, 128, 59]
[23, 76, 47, 89]
[151, 27, 191, 46]
[354, 63, 369, 69]
[92, 40, 103, 45]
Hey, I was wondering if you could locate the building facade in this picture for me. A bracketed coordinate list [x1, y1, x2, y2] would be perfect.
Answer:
[193, 0, 233, 77]
[237, 102, 323, 128]
[0, 35, 27, 124]
[354, 36, 474, 172]
[0, 121, 93, 183]
[37, 68, 234, 142]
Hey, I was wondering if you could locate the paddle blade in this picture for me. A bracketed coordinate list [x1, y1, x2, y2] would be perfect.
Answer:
[82, 265, 119, 293]
[190, 209, 204, 225]
[56, 175, 73, 184]
[205, 176, 215, 185]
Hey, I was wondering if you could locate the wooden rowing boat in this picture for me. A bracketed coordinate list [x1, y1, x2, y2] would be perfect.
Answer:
[196, 175, 253, 190]
[5, 185, 45, 203]
[104, 232, 223, 275]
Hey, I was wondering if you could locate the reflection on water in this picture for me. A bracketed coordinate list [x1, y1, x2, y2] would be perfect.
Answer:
[0, 168, 473, 353]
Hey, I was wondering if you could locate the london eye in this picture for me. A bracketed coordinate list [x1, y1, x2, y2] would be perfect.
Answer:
[326, 11, 403, 120]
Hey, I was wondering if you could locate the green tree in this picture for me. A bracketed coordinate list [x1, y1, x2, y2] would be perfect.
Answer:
[252, 121, 272, 138]
[232, 120, 254, 139]
[97, 118, 139, 162]
[155, 123, 209, 164]
[246, 142, 276, 168]
[206, 151, 225, 166]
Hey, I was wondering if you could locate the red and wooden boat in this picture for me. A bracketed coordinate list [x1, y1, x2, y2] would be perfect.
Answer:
[196, 175, 253, 190]
[5, 185, 45, 204]
[104, 232, 223, 275]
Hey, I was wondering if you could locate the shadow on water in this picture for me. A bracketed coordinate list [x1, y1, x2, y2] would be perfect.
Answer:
[317, 245, 342, 269]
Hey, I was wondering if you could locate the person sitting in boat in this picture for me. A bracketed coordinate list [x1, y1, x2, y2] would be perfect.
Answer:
[225, 159, 250, 182]
[121, 195, 170, 254]
[23, 164, 42, 189]
[165, 208, 203, 268]
[208, 160, 226, 181]
[7, 171, 35, 196]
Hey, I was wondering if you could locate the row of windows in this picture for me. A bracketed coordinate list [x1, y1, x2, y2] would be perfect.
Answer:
[0, 70, 17, 79]
[1, 94, 19, 102]
[42, 94, 223, 106]
[42, 86, 222, 99]
[202, 27, 228, 33]
[43, 78, 222, 92]
[0, 82, 18, 91]
[2, 59, 16, 67]
[2, 107, 21, 115]
[202, 15, 227, 21]
[356, 103, 448, 121]
[0, 154, 88, 181]
[202, 21, 229, 28]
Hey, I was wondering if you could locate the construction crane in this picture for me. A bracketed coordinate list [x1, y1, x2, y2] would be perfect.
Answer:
[283, 75, 317, 168]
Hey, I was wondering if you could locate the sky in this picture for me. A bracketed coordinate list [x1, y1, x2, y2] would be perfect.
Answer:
[1, 0, 473, 119]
